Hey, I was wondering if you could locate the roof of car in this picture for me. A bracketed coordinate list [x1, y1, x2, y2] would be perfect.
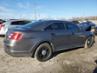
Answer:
[37, 19, 72, 23]
[27, 20, 76, 31]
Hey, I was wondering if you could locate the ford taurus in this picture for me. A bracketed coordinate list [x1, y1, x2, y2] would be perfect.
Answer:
[4, 20, 95, 62]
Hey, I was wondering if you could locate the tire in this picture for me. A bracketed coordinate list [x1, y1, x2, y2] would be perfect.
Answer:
[84, 36, 95, 48]
[35, 43, 52, 62]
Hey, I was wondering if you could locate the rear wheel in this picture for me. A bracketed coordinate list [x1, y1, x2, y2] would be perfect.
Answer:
[35, 43, 52, 62]
[84, 36, 95, 48]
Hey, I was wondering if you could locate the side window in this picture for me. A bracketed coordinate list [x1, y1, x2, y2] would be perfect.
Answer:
[45, 22, 66, 30]
[66, 22, 80, 32]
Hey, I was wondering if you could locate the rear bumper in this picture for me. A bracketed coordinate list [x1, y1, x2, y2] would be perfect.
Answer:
[3, 39, 36, 57]
[4, 44, 32, 57]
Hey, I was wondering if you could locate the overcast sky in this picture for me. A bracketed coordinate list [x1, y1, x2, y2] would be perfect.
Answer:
[0, 0, 97, 19]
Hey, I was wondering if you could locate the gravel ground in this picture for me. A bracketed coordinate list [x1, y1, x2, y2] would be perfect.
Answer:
[0, 37, 97, 73]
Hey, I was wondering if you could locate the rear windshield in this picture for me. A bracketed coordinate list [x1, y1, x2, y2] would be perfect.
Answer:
[11, 21, 30, 25]
[23, 20, 44, 28]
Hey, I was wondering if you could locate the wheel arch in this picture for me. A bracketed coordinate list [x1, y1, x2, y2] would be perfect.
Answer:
[31, 41, 54, 58]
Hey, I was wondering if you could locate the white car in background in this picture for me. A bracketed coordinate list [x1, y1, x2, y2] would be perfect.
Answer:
[0, 20, 31, 36]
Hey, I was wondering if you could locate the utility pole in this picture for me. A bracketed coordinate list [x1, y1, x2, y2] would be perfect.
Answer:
[33, 1, 39, 20]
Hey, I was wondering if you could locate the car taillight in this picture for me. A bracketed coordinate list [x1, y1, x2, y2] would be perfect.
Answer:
[0, 23, 4, 30]
[8, 32, 23, 41]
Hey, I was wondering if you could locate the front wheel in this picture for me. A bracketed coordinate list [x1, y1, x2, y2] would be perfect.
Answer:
[84, 36, 95, 48]
[35, 43, 52, 62]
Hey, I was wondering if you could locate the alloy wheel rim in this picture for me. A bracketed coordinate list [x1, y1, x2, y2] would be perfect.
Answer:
[38, 47, 49, 60]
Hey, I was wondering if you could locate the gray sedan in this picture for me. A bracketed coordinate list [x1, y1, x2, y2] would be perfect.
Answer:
[4, 20, 95, 62]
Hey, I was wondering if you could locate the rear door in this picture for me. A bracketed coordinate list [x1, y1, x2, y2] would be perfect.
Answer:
[45, 21, 73, 51]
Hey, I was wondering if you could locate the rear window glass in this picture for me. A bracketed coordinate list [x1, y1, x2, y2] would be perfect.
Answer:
[11, 21, 30, 25]
[23, 20, 45, 28]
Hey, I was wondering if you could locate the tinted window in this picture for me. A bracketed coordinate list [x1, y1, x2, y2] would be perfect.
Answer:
[11, 21, 30, 25]
[66, 22, 79, 32]
[21, 20, 45, 29]
[45, 22, 66, 30]
[24, 21, 44, 27]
